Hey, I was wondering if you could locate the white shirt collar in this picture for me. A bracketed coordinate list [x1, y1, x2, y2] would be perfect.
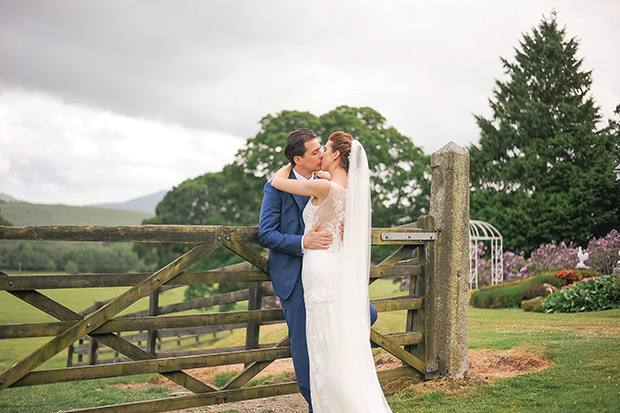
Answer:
[292, 169, 314, 181]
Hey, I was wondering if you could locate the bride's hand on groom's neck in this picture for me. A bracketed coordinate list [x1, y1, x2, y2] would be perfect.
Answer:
[269, 163, 293, 182]
[315, 170, 331, 180]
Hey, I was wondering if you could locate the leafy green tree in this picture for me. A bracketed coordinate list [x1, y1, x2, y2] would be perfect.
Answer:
[470, 12, 620, 254]
[235, 106, 430, 226]
[141, 106, 430, 306]
[319, 106, 430, 226]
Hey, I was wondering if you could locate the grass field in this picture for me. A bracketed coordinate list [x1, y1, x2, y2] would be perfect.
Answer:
[0, 201, 153, 226]
[388, 308, 620, 412]
[1, 277, 619, 412]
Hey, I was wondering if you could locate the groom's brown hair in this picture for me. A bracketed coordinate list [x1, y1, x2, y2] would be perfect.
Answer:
[284, 128, 318, 166]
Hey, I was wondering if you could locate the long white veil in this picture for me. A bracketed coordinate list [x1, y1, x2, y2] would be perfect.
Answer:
[329, 140, 391, 411]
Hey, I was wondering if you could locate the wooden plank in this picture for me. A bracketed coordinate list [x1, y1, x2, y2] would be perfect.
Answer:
[223, 337, 290, 390]
[245, 282, 262, 356]
[376, 366, 421, 383]
[146, 289, 160, 355]
[377, 245, 417, 267]
[0, 225, 258, 244]
[416, 215, 437, 377]
[0, 269, 272, 291]
[370, 265, 423, 279]
[73, 341, 288, 365]
[2, 292, 214, 393]
[1, 270, 216, 393]
[0, 240, 220, 390]
[0, 273, 82, 321]
[93, 309, 285, 334]
[64, 382, 300, 413]
[0, 262, 416, 292]
[0, 319, 285, 340]
[0, 270, 270, 291]
[372, 297, 423, 312]
[224, 238, 269, 274]
[0, 321, 74, 339]
[381, 332, 424, 346]
[12, 346, 292, 387]
[129, 288, 251, 317]
[370, 329, 427, 375]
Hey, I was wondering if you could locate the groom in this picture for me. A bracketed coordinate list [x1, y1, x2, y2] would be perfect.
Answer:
[258, 128, 378, 410]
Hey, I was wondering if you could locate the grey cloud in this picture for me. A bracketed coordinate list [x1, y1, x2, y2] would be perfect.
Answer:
[1, 0, 618, 152]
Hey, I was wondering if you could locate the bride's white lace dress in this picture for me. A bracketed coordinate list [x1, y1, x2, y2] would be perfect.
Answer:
[302, 181, 391, 412]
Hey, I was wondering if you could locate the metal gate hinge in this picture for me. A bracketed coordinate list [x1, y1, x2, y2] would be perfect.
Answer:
[381, 232, 437, 241]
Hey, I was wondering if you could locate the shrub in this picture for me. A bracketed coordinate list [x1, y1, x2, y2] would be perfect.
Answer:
[523, 283, 551, 299]
[503, 250, 528, 279]
[526, 241, 579, 275]
[470, 274, 566, 309]
[521, 296, 544, 312]
[555, 269, 601, 285]
[586, 229, 620, 275]
[64, 260, 78, 274]
[495, 229, 620, 282]
[542, 275, 620, 313]
[555, 269, 583, 285]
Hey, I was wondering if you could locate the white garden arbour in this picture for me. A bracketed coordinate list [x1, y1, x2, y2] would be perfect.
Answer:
[469, 220, 503, 290]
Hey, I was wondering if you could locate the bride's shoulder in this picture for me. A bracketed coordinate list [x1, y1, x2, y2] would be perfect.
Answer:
[330, 181, 347, 191]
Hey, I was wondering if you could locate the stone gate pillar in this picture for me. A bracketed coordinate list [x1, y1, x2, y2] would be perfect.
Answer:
[428, 141, 469, 379]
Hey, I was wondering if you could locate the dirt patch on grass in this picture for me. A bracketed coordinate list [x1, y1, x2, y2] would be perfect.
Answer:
[468, 348, 551, 378]
[113, 349, 551, 411]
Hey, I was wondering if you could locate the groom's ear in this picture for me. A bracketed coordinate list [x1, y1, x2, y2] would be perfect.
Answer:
[293, 155, 302, 166]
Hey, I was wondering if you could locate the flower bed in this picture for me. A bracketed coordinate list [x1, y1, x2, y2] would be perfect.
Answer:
[542, 274, 620, 313]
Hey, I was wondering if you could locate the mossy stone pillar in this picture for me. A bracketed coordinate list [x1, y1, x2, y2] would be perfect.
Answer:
[429, 141, 469, 379]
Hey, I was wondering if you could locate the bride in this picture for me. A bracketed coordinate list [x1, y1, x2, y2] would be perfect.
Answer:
[272, 131, 392, 412]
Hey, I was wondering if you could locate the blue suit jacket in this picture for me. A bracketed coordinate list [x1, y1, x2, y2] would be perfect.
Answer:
[258, 170, 310, 300]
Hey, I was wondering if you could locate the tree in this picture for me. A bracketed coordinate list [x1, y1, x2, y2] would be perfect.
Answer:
[147, 106, 429, 238]
[139, 106, 430, 306]
[235, 106, 430, 226]
[470, 12, 620, 254]
[0, 209, 11, 226]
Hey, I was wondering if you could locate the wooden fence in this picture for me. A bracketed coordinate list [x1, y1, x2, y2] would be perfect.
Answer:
[0, 143, 469, 411]
[0, 221, 438, 412]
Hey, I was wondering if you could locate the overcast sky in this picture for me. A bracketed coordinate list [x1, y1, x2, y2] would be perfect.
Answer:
[1, 1, 618, 206]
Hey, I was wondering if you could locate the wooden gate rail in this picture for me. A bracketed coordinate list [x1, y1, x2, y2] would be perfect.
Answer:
[0, 222, 437, 412]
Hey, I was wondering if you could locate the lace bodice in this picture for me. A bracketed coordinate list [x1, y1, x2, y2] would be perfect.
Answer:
[302, 182, 346, 253]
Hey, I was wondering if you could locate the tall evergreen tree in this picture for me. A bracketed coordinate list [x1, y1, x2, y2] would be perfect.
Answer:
[470, 12, 620, 254]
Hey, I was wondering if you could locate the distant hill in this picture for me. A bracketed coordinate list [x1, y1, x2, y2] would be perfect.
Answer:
[89, 190, 167, 214]
[0, 201, 153, 226]
[0, 193, 19, 202]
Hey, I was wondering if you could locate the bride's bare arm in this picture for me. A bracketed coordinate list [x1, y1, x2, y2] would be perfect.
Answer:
[271, 164, 331, 200]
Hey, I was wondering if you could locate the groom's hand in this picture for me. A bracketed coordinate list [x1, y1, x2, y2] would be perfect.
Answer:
[303, 222, 332, 250]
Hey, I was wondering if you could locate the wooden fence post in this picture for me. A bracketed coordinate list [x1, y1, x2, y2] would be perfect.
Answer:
[245, 281, 262, 363]
[147, 288, 160, 355]
[414, 214, 437, 378]
[428, 141, 469, 379]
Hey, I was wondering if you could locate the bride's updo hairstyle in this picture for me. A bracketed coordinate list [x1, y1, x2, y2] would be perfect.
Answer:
[328, 131, 355, 172]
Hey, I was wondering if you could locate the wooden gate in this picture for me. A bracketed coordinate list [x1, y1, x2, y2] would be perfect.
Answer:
[0, 220, 437, 412]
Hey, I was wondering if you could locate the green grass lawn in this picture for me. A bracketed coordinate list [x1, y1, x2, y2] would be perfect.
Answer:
[388, 308, 620, 412]
[1, 277, 619, 412]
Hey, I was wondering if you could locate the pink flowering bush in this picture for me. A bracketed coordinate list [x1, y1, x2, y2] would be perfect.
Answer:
[526, 241, 580, 275]
[503, 250, 528, 279]
[586, 229, 620, 275]
[496, 230, 620, 283]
